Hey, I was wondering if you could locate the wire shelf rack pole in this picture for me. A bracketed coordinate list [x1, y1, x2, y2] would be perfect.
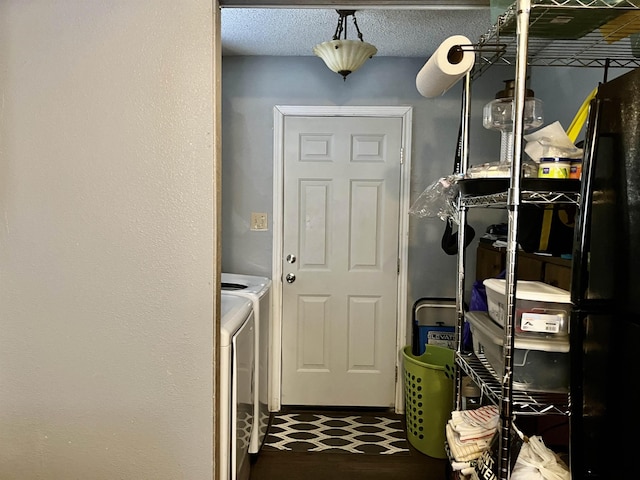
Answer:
[498, 1, 532, 478]
[454, 71, 473, 412]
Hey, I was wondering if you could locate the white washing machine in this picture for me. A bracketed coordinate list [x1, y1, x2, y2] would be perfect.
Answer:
[220, 292, 255, 480]
[221, 273, 271, 455]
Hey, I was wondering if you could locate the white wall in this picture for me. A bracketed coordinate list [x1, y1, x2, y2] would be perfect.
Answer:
[0, 2, 216, 479]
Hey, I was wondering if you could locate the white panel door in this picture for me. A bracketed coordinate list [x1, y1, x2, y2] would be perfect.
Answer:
[281, 115, 402, 407]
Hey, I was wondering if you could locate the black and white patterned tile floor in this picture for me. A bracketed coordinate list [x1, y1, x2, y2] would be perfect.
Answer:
[262, 411, 411, 455]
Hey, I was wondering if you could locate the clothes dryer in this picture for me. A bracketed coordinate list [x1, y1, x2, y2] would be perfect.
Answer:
[221, 273, 271, 454]
[220, 292, 255, 480]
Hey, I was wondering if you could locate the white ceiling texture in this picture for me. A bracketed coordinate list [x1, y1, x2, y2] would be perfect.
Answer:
[220, 1, 494, 58]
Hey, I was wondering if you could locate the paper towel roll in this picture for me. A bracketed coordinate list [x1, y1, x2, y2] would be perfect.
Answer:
[416, 35, 475, 98]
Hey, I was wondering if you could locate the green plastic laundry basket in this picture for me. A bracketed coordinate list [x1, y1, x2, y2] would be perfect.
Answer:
[402, 344, 455, 459]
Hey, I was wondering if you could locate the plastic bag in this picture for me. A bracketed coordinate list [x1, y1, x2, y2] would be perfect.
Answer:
[409, 174, 461, 223]
[510, 436, 570, 480]
[464, 280, 488, 351]
[524, 121, 583, 162]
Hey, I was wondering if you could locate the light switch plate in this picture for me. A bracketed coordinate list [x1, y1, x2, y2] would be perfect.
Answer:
[251, 212, 268, 231]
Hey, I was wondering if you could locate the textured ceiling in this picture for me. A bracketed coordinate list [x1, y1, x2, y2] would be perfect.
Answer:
[220, 8, 494, 58]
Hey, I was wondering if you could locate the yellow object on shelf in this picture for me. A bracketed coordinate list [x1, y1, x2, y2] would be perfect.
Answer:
[600, 10, 640, 44]
[566, 86, 598, 143]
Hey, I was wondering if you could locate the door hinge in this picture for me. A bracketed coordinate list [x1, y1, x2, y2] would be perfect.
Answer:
[395, 365, 398, 383]
[400, 147, 404, 164]
[397, 258, 400, 275]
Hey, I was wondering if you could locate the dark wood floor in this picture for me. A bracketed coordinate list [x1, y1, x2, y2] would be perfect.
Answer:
[249, 408, 450, 480]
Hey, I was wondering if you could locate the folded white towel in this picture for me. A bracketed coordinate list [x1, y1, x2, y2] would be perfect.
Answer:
[451, 460, 471, 471]
[446, 422, 491, 463]
[449, 420, 495, 442]
[450, 407, 498, 443]
[463, 405, 499, 427]
[458, 428, 496, 443]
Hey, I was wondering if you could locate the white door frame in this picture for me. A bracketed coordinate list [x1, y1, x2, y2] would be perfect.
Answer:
[271, 105, 413, 413]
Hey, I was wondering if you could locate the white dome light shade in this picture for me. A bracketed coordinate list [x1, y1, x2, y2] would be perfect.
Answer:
[313, 39, 378, 80]
[313, 10, 377, 81]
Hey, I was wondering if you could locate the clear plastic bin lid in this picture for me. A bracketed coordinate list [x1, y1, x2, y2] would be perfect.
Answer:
[483, 278, 570, 303]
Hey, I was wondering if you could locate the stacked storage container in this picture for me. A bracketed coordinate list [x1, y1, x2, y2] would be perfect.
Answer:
[468, 279, 571, 393]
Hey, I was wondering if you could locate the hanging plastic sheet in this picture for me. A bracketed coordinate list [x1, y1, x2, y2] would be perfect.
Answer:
[409, 174, 476, 255]
[409, 174, 462, 223]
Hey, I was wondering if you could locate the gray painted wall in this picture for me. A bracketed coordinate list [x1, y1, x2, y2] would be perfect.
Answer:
[0, 2, 216, 478]
[221, 55, 605, 320]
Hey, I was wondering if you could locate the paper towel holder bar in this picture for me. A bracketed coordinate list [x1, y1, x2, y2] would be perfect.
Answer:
[446, 43, 506, 67]
[453, 43, 507, 54]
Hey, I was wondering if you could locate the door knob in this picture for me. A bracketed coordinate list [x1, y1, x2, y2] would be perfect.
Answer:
[285, 273, 296, 284]
[286, 254, 296, 264]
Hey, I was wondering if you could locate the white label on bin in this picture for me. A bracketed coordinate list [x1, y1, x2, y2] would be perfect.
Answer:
[427, 331, 455, 349]
[520, 312, 561, 333]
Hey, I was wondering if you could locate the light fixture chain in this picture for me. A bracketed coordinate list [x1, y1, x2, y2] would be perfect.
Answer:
[352, 14, 364, 42]
[333, 14, 344, 41]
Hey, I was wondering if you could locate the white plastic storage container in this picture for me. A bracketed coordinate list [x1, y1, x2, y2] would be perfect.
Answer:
[466, 311, 569, 393]
[483, 278, 571, 337]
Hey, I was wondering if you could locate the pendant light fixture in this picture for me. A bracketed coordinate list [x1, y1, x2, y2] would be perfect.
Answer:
[313, 10, 377, 81]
